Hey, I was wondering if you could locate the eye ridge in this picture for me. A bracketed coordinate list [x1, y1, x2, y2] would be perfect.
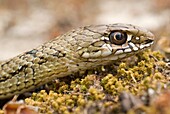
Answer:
[109, 31, 127, 45]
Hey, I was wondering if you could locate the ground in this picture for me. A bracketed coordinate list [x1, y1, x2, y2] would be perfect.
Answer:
[0, 0, 169, 114]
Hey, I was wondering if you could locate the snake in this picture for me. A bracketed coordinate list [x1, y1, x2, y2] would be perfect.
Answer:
[0, 23, 154, 99]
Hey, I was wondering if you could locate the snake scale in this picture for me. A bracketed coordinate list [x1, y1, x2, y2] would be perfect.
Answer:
[0, 23, 154, 99]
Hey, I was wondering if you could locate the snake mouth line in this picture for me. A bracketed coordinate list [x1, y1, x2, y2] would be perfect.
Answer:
[97, 40, 154, 61]
[145, 39, 154, 44]
[109, 39, 154, 61]
[137, 39, 154, 49]
[114, 40, 154, 55]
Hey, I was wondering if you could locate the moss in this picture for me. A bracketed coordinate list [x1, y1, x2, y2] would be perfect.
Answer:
[1, 50, 169, 113]
[23, 50, 170, 113]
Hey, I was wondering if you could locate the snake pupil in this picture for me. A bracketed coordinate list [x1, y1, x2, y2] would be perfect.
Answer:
[109, 31, 127, 45]
[115, 33, 123, 40]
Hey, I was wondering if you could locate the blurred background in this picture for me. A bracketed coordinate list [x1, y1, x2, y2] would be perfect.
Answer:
[0, 0, 169, 60]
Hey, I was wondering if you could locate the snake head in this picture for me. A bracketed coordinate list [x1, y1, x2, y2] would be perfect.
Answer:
[77, 23, 154, 61]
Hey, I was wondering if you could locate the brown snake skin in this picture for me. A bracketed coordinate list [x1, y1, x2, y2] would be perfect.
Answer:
[0, 23, 154, 99]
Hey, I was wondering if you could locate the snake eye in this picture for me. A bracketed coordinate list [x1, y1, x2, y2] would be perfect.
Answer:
[109, 31, 127, 45]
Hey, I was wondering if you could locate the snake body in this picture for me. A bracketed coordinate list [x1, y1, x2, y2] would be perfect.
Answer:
[0, 23, 154, 99]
